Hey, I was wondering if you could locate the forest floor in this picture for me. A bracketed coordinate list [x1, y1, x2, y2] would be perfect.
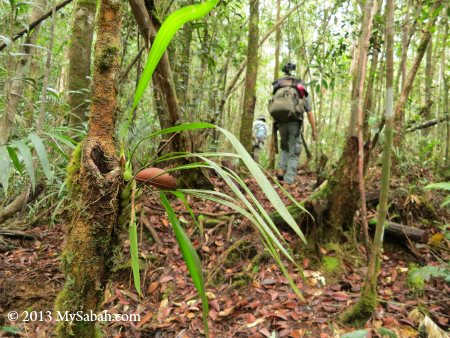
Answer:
[0, 168, 449, 338]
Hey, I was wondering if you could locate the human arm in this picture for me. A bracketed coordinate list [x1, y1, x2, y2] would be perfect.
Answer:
[306, 111, 317, 141]
[304, 95, 317, 141]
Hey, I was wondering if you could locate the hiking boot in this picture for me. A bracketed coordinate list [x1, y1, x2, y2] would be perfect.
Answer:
[276, 169, 285, 180]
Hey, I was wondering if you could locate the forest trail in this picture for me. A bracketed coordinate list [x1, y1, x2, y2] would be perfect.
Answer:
[1, 169, 448, 337]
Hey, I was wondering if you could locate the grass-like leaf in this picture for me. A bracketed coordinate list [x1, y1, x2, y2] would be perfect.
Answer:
[0, 146, 10, 195]
[29, 133, 52, 181]
[122, 0, 219, 138]
[160, 192, 209, 337]
[12, 139, 35, 192]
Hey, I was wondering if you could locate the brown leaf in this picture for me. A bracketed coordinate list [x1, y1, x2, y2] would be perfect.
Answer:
[219, 306, 235, 317]
[258, 328, 271, 338]
[331, 292, 350, 302]
[147, 281, 159, 294]
[246, 313, 257, 323]
[136, 312, 153, 328]
[209, 310, 218, 321]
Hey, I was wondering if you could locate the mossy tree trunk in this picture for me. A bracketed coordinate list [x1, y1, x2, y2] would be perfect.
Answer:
[67, 0, 97, 130]
[239, 0, 259, 153]
[55, 1, 122, 337]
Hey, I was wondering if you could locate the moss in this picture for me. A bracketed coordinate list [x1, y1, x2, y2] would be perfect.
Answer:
[322, 256, 341, 274]
[97, 46, 118, 73]
[66, 142, 82, 191]
[340, 285, 377, 325]
[229, 273, 252, 290]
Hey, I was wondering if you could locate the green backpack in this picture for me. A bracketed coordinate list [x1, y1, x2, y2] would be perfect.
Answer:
[268, 77, 305, 122]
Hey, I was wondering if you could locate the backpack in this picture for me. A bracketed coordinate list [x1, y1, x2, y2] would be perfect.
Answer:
[254, 122, 267, 141]
[268, 77, 305, 122]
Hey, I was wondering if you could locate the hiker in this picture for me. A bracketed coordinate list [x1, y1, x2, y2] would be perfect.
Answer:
[252, 116, 268, 162]
[268, 62, 317, 187]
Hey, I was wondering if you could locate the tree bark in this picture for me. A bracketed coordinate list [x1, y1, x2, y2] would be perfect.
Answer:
[325, 0, 376, 240]
[0, 0, 46, 144]
[343, 0, 395, 323]
[0, 0, 74, 51]
[54, 1, 122, 337]
[239, 0, 259, 153]
[267, 0, 282, 169]
[442, 12, 449, 176]
[422, 36, 434, 133]
[394, 0, 443, 145]
[67, 0, 97, 130]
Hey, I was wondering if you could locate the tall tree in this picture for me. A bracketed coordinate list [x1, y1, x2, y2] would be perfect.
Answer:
[394, 0, 443, 144]
[343, 0, 395, 323]
[239, 0, 259, 153]
[443, 11, 449, 176]
[67, 0, 98, 130]
[54, 1, 122, 336]
[324, 0, 377, 239]
[268, 0, 282, 169]
[0, 0, 46, 144]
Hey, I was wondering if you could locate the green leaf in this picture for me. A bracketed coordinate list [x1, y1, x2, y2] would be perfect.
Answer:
[129, 220, 142, 295]
[341, 330, 369, 338]
[216, 126, 307, 244]
[44, 131, 77, 149]
[160, 192, 209, 337]
[124, 0, 219, 137]
[1, 326, 21, 334]
[29, 133, 52, 181]
[425, 182, 450, 191]
[377, 327, 397, 338]
[7, 146, 23, 174]
[12, 139, 35, 191]
[0, 146, 11, 195]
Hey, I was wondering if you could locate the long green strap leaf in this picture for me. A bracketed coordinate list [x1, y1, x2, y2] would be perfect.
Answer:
[125, 1, 218, 132]
[160, 192, 209, 337]
[29, 133, 52, 181]
[12, 139, 35, 192]
[0, 146, 10, 195]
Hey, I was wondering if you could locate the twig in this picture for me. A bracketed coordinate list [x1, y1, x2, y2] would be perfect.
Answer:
[0, 0, 74, 51]
[141, 213, 163, 246]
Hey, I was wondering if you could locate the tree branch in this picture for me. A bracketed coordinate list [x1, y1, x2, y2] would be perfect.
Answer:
[0, 0, 74, 51]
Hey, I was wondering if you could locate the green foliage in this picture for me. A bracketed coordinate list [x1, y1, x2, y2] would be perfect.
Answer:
[322, 256, 340, 273]
[341, 328, 398, 338]
[425, 182, 450, 207]
[122, 0, 219, 138]
[160, 192, 209, 337]
[408, 264, 450, 293]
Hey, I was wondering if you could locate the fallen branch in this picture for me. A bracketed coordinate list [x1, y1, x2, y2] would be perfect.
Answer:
[0, 230, 35, 240]
[0, 0, 74, 51]
[140, 214, 163, 246]
[405, 114, 448, 133]
[0, 184, 44, 224]
[370, 220, 429, 243]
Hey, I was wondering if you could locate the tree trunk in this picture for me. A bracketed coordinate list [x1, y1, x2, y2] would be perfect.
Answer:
[422, 36, 434, 134]
[394, 0, 443, 145]
[442, 12, 449, 176]
[325, 0, 376, 240]
[343, 0, 395, 323]
[239, 0, 259, 153]
[67, 0, 97, 130]
[0, 0, 45, 144]
[54, 1, 122, 337]
[268, 0, 282, 169]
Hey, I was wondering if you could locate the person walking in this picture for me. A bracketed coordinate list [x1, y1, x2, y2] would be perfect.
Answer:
[268, 62, 317, 187]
